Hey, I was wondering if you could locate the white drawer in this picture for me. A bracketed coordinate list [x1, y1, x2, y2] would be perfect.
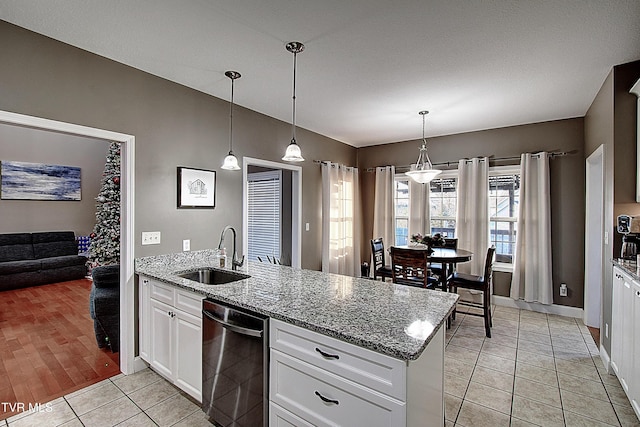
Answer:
[270, 349, 405, 427]
[175, 287, 203, 317]
[270, 402, 314, 427]
[270, 319, 406, 400]
[150, 280, 174, 305]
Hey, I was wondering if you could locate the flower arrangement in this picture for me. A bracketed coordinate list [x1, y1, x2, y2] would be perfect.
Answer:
[410, 232, 445, 248]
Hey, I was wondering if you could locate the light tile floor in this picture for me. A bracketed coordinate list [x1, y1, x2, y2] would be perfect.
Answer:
[445, 305, 640, 427]
[2, 306, 639, 426]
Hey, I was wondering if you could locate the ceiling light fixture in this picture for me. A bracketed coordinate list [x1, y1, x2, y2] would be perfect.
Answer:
[282, 41, 305, 162]
[405, 110, 441, 184]
[221, 70, 241, 170]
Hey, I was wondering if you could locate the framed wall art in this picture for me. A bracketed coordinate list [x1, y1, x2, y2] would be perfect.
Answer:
[177, 166, 216, 208]
[0, 160, 81, 201]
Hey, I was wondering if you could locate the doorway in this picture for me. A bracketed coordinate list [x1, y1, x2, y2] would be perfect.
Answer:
[0, 110, 138, 375]
[584, 145, 604, 329]
[242, 157, 302, 269]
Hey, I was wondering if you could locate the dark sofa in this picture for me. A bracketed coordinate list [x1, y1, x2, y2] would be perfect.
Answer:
[0, 231, 87, 291]
[89, 264, 120, 352]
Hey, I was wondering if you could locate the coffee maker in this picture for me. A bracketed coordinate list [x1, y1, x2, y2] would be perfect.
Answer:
[617, 215, 640, 260]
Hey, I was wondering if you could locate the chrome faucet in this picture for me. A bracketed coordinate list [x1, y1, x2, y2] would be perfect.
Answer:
[218, 225, 244, 270]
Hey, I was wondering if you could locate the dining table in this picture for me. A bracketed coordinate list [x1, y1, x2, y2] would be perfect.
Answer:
[391, 246, 473, 290]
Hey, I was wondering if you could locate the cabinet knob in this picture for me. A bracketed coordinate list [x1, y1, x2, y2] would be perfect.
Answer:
[636, 291, 640, 297]
[143, 279, 149, 284]
[314, 391, 339, 405]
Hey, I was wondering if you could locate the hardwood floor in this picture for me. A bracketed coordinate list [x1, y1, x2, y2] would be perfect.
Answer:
[0, 279, 120, 420]
[588, 326, 601, 349]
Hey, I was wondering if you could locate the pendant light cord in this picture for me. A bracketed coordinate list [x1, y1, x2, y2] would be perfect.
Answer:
[229, 77, 235, 153]
[291, 50, 297, 143]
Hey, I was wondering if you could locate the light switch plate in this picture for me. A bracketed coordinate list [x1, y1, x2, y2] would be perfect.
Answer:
[183, 239, 190, 251]
[142, 231, 161, 245]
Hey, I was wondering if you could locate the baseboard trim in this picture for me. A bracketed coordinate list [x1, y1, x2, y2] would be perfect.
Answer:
[492, 295, 584, 319]
[600, 346, 611, 374]
[132, 356, 149, 373]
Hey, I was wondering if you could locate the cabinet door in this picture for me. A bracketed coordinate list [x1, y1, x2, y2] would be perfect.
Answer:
[621, 276, 634, 393]
[611, 268, 625, 375]
[139, 276, 151, 362]
[632, 280, 640, 415]
[174, 310, 202, 402]
[150, 298, 174, 380]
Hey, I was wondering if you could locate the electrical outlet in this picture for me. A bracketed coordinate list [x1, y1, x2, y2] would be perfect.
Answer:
[559, 283, 568, 297]
[183, 239, 190, 251]
[142, 231, 161, 245]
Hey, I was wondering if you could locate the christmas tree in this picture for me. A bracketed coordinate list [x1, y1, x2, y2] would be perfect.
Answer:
[87, 142, 121, 269]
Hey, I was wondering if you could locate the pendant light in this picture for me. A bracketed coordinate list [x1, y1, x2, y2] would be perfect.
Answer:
[405, 110, 441, 183]
[221, 70, 241, 170]
[282, 41, 305, 162]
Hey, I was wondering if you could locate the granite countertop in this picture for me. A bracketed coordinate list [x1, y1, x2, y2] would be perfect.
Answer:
[613, 258, 640, 281]
[135, 249, 459, 361]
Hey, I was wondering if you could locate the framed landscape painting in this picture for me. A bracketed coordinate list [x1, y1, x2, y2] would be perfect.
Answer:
[177, 166, 216, 208]
[0, 160, 81, 201]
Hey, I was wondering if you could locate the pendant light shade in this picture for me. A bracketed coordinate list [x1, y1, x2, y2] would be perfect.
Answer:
[221, 70, 241, 171]
[282, 41, 305, 162]
[405, 111, 441, 183]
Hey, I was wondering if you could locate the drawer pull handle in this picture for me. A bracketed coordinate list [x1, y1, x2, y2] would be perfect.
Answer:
[315, 347, 340, 360]
[315, 391, 339, 405]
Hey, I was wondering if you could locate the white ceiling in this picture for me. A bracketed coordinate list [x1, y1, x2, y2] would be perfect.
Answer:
[1, 1, 639, 147]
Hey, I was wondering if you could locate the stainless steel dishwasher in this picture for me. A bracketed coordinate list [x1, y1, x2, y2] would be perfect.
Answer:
[202, 299, 268, 427]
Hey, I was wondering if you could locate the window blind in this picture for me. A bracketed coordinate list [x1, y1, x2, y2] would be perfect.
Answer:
[247, 171, 281, 262]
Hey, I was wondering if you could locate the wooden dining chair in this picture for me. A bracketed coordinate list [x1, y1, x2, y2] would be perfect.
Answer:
[371, 238, 393, 281]
[446, 246, 496, 337]
[390, 246, 438, 289]
[429, 238, 458, 279]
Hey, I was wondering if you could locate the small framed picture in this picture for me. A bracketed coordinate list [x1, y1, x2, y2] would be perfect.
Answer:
[177, 166, 216, 209]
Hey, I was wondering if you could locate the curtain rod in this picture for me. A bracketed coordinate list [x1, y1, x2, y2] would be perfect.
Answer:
[312, 160, 357, 169]
[362, 150, 574, 173]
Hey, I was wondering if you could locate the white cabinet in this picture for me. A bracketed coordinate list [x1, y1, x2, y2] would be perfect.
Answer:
[611, 265, 640, 419]
[269, 318, 444, 427]
[149, 298, 174, 379]
[138, 275, 204, 402]
[632, 280, 640, 415]
[139, 276, 151, 361]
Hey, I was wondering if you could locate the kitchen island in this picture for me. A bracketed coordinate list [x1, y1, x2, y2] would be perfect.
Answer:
[135, 249, 458, 426]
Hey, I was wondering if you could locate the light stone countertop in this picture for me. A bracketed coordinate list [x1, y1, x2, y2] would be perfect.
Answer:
[613, 258, 640, 281]
[135, 249, 459, 361]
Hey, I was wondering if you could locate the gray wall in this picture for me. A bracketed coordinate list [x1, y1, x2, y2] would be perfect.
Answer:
[585, 60, 640, 355]
[0, 20, 357, 271]
[358, 118, 586, 307]
[0, 122, 109, 235]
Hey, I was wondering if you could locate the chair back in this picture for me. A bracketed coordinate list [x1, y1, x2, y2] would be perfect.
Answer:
[390, 247, 431, 288]
[432, 238, 458, 249]
[443, 238, 458, 249]
[482, 246, 496, 286]
[371, 238, 386, 270]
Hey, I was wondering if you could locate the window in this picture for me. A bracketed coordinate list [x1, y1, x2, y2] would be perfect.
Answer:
[394, 179, 409, 246]
[489, 167, 520, 264]
[247, 170, 281, 262]
[429, 175, 457, 238]
[395, 166, 520, 269]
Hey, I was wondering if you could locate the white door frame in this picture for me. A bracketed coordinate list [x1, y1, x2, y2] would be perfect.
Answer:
[0, 110, 139, 375]
[584, 144, 605, 329]
[242, 157, 302, 268]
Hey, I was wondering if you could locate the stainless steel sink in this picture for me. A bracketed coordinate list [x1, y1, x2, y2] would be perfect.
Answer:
[176, 268, 250, 285]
